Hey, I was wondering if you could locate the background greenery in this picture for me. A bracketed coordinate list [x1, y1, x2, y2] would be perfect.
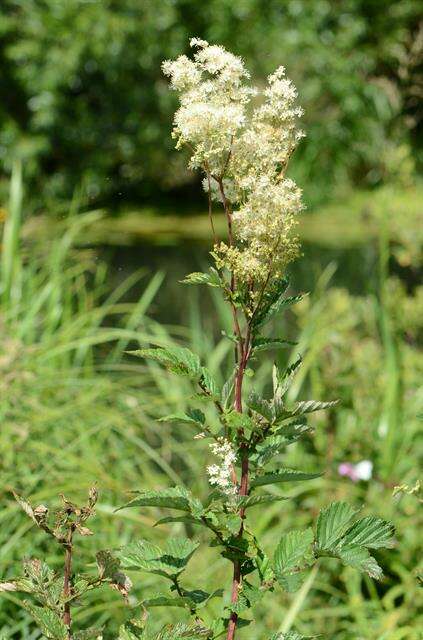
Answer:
[0, 1, 422, 638]
[0, 0, 421, 209]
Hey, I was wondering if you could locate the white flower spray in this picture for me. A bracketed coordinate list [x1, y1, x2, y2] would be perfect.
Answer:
[207, 438, 237, 496]
[162, 38, 304, 292]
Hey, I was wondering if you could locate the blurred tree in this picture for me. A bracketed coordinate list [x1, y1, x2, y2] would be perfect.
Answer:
[0, 0, 421, 210]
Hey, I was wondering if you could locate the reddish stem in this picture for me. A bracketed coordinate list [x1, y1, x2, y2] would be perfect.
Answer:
[63, 529, 74, 637]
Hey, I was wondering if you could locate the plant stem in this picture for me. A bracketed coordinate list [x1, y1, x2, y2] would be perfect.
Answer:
[63, 533, 73, 637]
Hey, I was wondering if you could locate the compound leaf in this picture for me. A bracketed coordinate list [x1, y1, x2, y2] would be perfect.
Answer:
[316, 502, 358, 551]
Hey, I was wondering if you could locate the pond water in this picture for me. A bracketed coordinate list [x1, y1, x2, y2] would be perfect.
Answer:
[100, 238, 381, 325]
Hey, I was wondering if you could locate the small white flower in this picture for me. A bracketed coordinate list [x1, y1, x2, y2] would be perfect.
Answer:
[207, 438, 237, 495]
[354, 460, 373, 481]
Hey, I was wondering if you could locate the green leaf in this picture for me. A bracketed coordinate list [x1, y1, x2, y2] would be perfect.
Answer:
[238, 494, 288, 510]
[96, 550, 121, 580]
[181, 588, 223, 609]
[252, 337, 295, 354]
[341, 516, 395, 549]
[159, 408, 205, 426]
[118, 619, 146, 640]
[251, 469, 323, 489]
[0, 577, 33, 593]
[73, 629, 104, 640]
[337, 544, 383, 580]
[274, 528, 314, 592]
[143, 593, 189, 608]
[154, 622, 213, 639]
[224, 410, 256, 433]
[181, 269, 221, 287]
[154, 515, 205, 528]
[129, 346, 201, 378]
[199, 366, 220, 398]
[269, 633, 316, 639]
[247, 392, 273, 422]
[118, 538, 199, 578]
[273, 357, 302, 400]
[21, 601, 67, 640]
[117, 486, 202, 513]
[316, 502, 358, 551]
[290, 399, 339, 417]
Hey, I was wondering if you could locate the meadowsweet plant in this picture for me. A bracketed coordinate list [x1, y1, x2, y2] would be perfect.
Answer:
[112, 39, 395, 639]
[0, 39, 396, 640]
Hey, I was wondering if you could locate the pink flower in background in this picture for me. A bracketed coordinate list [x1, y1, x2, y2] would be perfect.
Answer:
[338, 460, 373, 482]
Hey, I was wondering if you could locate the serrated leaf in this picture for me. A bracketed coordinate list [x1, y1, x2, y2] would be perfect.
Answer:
[200, 366, 220, 398]
[118, 538, 199, 578]
[154, 514, 205, 527]
[251, 469, 323, 489]
[119, 619, 146, 640]
[337, 544, 383, 580]
[341, 516, 395, 549]
[0, 577, 33, 593]
[143, 593, 188, 607]
[224, 410, 256, 432]
[274, 528, 314, 592]
[22, 601, 67, 639]
[238, 494, 288, 510]
[117, 486, 202, 513]
[129, 346, 201, 379]
[247, 392, 273, 422]
[73, 629, 104, 640]
[269, 632, 316, 639]
[274, 357, 302, 401]
[290, 399, 339, 417]
[274, 529, 314, 574]
[252, 338, 295, 354]
[159, 409, 205, 426]
[155, 622, 213, 639]
[316, 502, 358, 551]
[96, 550, 121, 580]
[181, 269, 221, 288]
[13, 493, 36, 524]
[182, 588, 223, 609]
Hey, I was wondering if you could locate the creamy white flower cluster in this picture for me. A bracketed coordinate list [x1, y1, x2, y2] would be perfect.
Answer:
[207, 438, 237, 495]
[163, 39, 305, 286]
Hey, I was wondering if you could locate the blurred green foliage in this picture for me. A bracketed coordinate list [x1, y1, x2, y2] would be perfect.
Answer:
[0, 0, 421, 209]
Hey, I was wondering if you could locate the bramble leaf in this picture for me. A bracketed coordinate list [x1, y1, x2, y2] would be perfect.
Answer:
[316, 502, 358, 551]
[251, 469, 323, 489]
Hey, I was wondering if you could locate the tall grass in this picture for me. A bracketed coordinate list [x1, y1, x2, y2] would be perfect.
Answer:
[0, 169, 421, 637]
